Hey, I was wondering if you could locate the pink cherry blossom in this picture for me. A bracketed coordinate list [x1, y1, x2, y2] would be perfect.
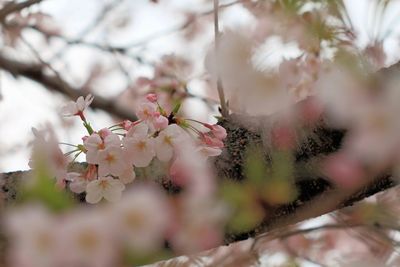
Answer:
[125, 122, 149, 138]
[121, 120, 134, 131]
[153, 113, 169, 131]
[97, 146, 127, 177]
[123, 124, 155, 167]
[323, 153, 365, 189]
[30, 126, 68, 189]
[5, 205, 58, 267]
[146, 93, 158, 103]
[118, 166, 136, 184]
[169, 198, 227, 253]
[57, 210, 117, 267]
[61, 94, 94, 118]
[85, 177, 125, 204]
[155, 124, 184, 162]
[136, 101, 157, 121]
[169, 158, 189, 186]
[84, 133, 104, 164]
[66, 165, 96, 194]
[111, 186, 170, 252]
[66, 172, 87, 194]
[84, 132, 121, 165]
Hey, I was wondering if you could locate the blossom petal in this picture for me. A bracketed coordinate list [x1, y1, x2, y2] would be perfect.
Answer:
[85, 181, 103, 204]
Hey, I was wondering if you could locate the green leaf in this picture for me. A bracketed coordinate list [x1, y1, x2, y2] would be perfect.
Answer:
[172, 102, 182, 114]
[227, 204, 264, 233]
[220, 181, 264, 233]
[18, 161, 75, 212]
[271, 151, 294, 181]
[245, 147, 268, 186]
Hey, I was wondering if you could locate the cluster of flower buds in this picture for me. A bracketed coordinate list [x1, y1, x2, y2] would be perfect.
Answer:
[61, 93, 227, 203]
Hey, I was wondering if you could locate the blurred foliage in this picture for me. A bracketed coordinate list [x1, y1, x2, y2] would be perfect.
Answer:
[17, 161, 75, 213]
[221, 147, 298, 233]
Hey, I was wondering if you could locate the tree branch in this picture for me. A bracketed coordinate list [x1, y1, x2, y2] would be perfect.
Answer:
[0, 53, 138, 121]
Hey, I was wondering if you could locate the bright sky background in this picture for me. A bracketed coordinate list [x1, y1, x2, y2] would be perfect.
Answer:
[1, 0, 400, 172]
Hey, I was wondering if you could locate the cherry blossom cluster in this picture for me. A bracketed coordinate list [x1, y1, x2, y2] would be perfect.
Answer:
[60, 93, 227, 203]
[4, 186, 170, 267]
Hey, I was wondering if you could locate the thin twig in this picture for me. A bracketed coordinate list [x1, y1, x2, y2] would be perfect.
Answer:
[49, 0, 126, 62]
[0, 52, 138, 121]
[213, 0, 228, 117]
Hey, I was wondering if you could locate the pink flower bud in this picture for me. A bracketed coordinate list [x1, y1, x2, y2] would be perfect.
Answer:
[121, 120, 133, 131]
[205, 124, 227, 140]
[170, 159, 189, 186]
[201, 134, 224, 148]
[82, 135, 89, 142]
[298, 97, 323, 125]
[146, 93, 158, 103]
[323, 153, 365, 189]
[271, 125, 296, 150]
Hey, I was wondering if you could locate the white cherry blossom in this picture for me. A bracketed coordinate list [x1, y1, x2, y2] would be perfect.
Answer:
[5, 205, 59, 267]
[66, 165, 96, 194]
[118, 167, 136, 184]
[85, 177, 125, 204]
[66, 172, 87, 194]
[136, 101, 157, 121]
[58, 210, 117, 267]
[155, 124, 184, 162]
[97, 146, 127, 176]
[126, 122, 149, 138]
[62, 94, 94, 117]
[123, 123, 155, 167]
[112, 186, 170, 251]
[84, 132, 121, 165]
[84, 133, 103, 164]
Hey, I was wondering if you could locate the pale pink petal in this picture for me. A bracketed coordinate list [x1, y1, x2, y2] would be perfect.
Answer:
[153, 115, 169, 131]
[61, 102, 79, 116]
[119, 168, 136, 184]
[70, 178, 88, 194]
[104, 133, 121, 148]
[103, 180, 125, 202]
[76, 96, 85, 111]
[155, 139, 174, 162]
[197, 146, 222, 157]
[85, 94, 94, 107]
[86, 149, 99, 164]
[85, 181, 103, 204]
[126, 123, 148, 138]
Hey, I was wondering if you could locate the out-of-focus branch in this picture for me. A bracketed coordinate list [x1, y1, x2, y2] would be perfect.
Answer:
[23, 0, 249, 57]
[49, 0, 126, 62]
[0, 0, 44, 22]
[0, 53, 138, 121]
